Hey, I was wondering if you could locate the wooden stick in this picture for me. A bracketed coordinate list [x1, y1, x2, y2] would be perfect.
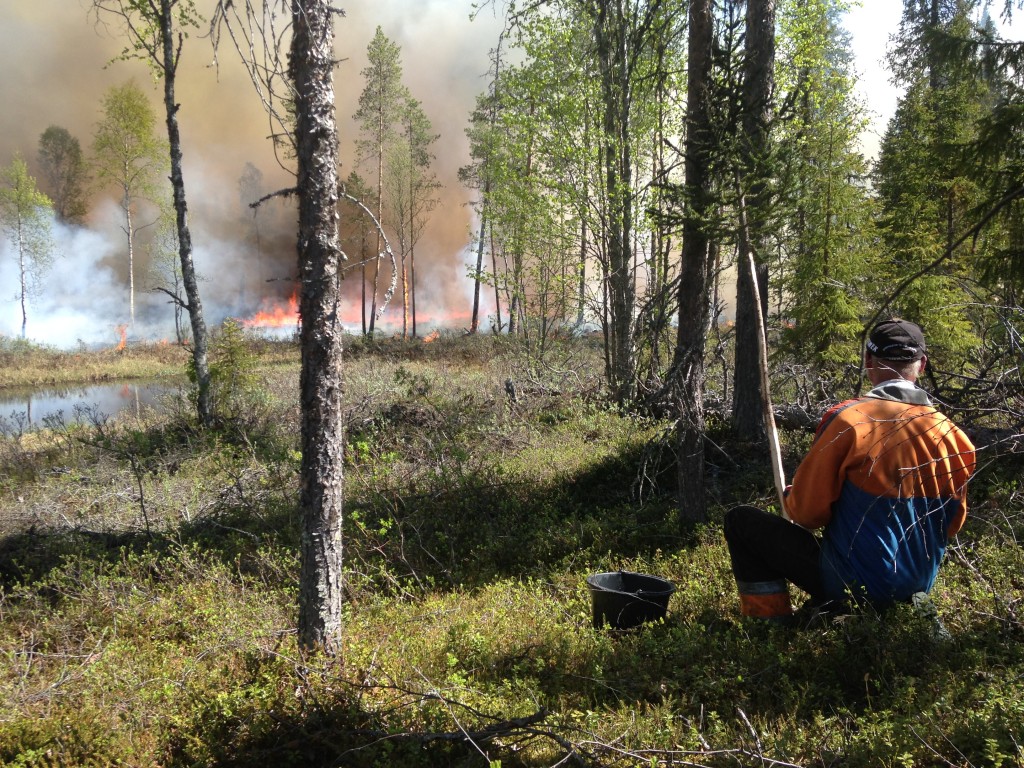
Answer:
[747, 250, 789, 519]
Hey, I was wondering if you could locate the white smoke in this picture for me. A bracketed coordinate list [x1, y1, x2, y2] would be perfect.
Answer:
[0, 2, 507, 348]
[0, 210, 131, 347]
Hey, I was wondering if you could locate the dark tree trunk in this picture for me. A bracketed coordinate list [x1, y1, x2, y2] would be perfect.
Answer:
[291, 0, 345, 653]
[159, 0, 212, 427]
[592, 1, 637, 405]
[470, 195, 487, 334]
[490, 226, 502, 332]
[673, 0, 716, 525]
[732, 0, 775, 442]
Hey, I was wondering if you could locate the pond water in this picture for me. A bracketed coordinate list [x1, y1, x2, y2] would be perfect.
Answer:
[0, 380, 177, 435]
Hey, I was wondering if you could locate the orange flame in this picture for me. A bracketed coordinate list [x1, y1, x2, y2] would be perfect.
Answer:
[423, 329, 440, 343]
[243, 291, 300, 328]
[240, 291, 480, 335]
[114, 325, 127, 352]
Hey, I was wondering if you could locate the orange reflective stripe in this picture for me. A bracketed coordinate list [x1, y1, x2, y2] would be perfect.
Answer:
[739, 591, 793, 618]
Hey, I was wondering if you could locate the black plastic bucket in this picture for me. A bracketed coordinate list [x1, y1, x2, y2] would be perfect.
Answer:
[586, 571, 675, 629]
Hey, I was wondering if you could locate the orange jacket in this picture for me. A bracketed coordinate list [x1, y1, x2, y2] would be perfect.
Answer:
[784, 382, 975, 601]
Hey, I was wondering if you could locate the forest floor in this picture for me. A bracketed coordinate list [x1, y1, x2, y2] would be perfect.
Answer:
[0, 331, 1021, 767]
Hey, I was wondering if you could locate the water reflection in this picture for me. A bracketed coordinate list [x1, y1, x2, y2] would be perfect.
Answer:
[0, 381, 174, 434]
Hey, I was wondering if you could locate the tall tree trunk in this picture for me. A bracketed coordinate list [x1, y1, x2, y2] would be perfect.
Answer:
[124, 181, 135, 329]
[578, 100, 590, 328]
[674, 0, 716, 525]
[401, 252, 409, 338]
[369, 122, 383, 335]
[404, 132, 412, 338]
[732, 0, 775, 442]
[410, 243, 417, 338]
[594, 2, 637, 405]
[490, 226, 502, 332]
[577, 215, 587, 327]
[292, 0, 344, 653]
[470, 196, 487, 334]
[159, 0, 212, 427]
[18, 221, 27, 338]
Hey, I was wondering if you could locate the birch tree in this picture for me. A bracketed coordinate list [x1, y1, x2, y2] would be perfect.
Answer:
[0, 155, 56, 339]
[92, 80, 166, 332]
[460, 40, 505, 335]
[492, 0, 684, 396]
[384, 97, 440, 338]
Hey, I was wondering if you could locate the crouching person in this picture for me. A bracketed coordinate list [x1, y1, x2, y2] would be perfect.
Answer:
[724, 319, 975, 624]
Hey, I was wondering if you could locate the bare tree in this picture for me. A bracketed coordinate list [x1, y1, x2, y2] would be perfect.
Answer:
[89, 0, 213, 427]
[211, 0, 346, 652]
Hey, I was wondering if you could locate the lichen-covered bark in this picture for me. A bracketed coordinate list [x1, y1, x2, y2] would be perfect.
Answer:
[291, 0, 345, 652]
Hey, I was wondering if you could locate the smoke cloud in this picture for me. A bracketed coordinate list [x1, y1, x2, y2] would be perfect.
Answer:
[0, 1, 504, 346]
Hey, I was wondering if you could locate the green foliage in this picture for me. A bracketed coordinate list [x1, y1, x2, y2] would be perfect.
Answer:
[205, 319, 269, 425]
[99, 0, 202, 77]
[37, 125, 88, 223]
[92, 80, 167, 199]
[0, 153, 57, 337]
[1, 337, 1024, 767]
[873, 1, 1001, 372]
[774, 0, 876, 375]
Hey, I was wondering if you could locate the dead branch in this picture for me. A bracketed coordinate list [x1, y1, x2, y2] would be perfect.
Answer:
[249, 186, 299, 209]
[152, 285, 188, 310]
[339, 189, 398, 320]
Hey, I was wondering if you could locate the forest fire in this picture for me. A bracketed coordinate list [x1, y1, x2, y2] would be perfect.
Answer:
[242, 291, 300, 329]
[239, 290, 478, 336]
[114, 325, 127, 351]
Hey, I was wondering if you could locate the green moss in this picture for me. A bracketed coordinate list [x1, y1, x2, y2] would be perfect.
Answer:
[0, 336, 1022, 767]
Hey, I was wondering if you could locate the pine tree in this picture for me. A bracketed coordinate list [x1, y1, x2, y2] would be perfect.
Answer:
[775, 0, 876, 379]
[353, 27, 409, 335]
[875, 0, 990, 362]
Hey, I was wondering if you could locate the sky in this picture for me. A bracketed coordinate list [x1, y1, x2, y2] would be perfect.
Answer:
[0, 0, 993, 346]
[843, 0, 905, 157]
